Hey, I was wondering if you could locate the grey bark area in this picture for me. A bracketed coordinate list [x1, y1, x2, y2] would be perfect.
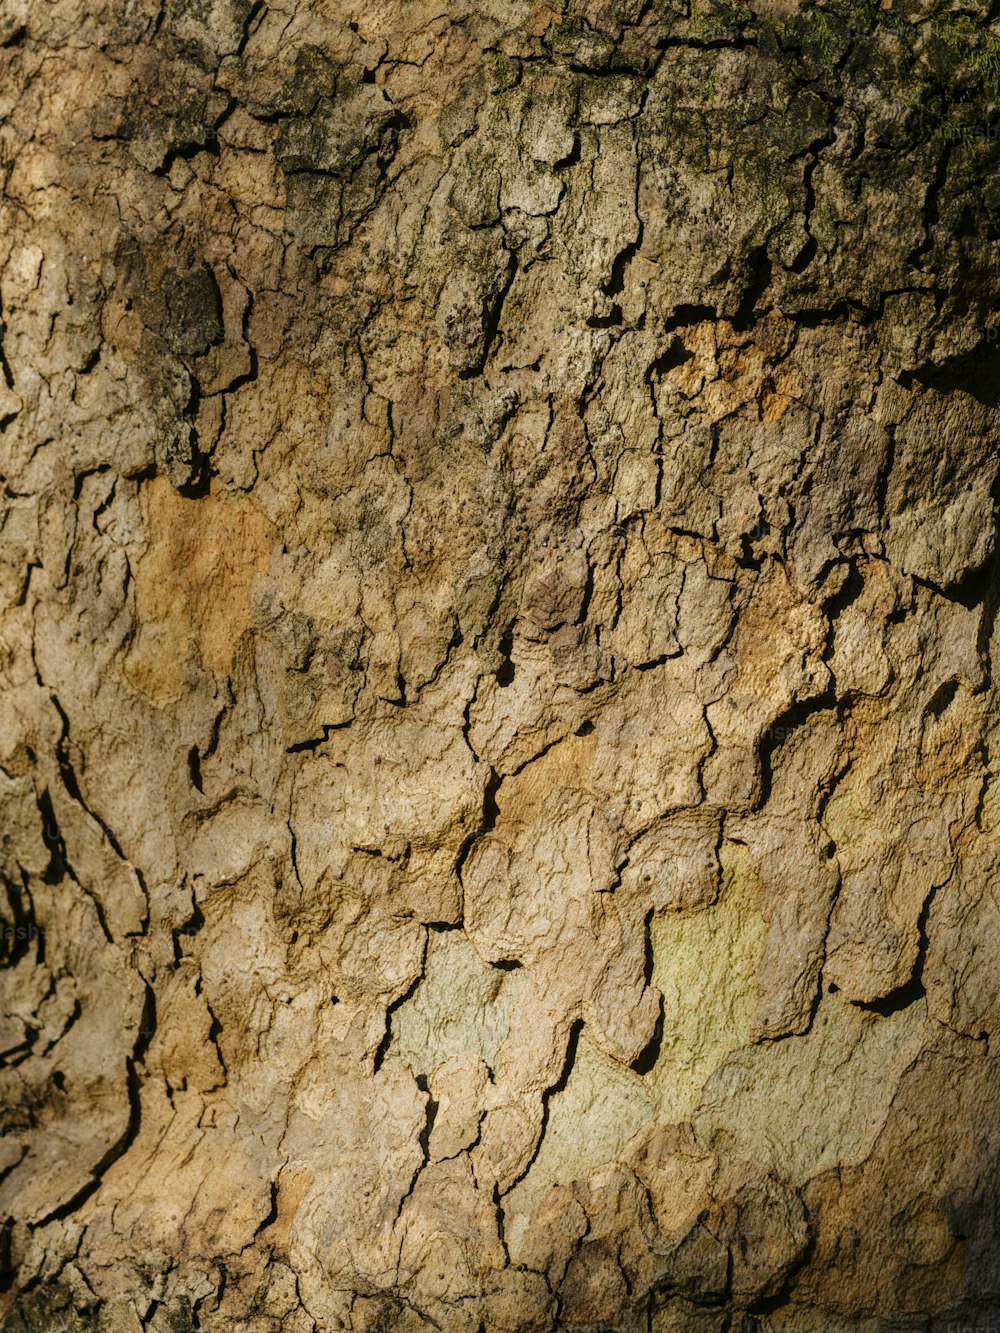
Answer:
[2, 0, 1000, 1328]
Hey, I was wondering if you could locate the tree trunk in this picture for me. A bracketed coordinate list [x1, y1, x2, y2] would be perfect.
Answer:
[2, 0, 1000, 1328]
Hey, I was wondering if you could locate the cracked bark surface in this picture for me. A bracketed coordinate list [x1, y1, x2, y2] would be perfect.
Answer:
[2, 0, 1000, 1328]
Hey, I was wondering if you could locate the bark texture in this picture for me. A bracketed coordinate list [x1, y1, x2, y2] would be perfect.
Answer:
[2, 0, 1000, 1328]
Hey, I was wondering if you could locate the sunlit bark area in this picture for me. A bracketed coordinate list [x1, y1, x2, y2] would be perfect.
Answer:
[2, 1, 1000, 1328]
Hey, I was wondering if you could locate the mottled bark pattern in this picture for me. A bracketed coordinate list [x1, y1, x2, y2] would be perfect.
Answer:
[2, 0, 1000, 1328]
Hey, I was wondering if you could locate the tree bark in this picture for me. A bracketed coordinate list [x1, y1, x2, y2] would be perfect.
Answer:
[2, 0, 1000, 1328]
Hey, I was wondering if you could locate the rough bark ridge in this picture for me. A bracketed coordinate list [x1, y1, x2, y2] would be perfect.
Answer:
[2, 0, 1000, 1328]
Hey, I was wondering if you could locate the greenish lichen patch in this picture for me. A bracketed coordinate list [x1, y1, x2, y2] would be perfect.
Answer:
[694, 991, 928, 1182]
[384, 928, 527, 1078]
[272, 43, 341, 116]
[274, 55, 406, 247]
[0, 1282, 98, 1332]
[646, 839, 769, 1123]
[502, 1033, 656, 1265]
